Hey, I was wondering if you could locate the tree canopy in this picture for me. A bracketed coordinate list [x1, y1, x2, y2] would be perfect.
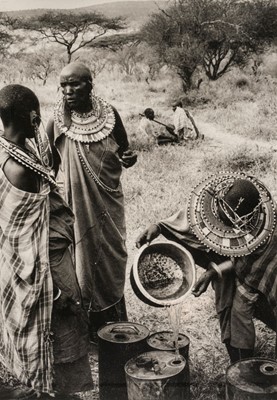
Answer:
[18, 11, 125, 63]
[0, 13, 19, 55]
[141, 0, 277, 90]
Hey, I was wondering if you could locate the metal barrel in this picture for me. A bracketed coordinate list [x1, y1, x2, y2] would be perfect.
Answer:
[125, 350, 186, 400]
[98, 321, 150, 400]
[226, 358, 277, 400]
[147, 331, 190, 398]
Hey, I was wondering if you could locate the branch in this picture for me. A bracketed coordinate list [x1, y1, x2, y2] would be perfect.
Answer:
[201, 20, 242, 34]
[71, 30, 107, 54]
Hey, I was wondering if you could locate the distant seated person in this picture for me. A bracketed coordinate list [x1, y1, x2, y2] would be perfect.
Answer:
[172, 100, 201, 141]
[138, 108, 178, 146]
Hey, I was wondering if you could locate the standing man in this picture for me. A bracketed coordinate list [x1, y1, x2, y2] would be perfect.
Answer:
[136, 172, 277, 362]
[47, 62, 137, 342]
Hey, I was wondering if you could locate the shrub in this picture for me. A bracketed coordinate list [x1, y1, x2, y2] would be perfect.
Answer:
[203, 144, 273, 176]
[235, 77, 250, 88]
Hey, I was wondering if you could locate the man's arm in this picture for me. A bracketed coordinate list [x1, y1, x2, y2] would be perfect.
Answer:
[3, 158, 39, 193]
[192, 260, 234, 297]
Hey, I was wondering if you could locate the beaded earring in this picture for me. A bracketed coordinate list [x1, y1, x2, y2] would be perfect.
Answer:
[33, 121, 53, 169]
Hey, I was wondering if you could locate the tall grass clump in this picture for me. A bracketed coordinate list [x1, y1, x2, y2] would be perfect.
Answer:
[203, 144, 274, 177]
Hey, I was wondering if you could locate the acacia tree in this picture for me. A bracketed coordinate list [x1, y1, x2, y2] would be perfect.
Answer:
[142, 0, 277, 89]
[91, 33, 142, 75]
[18, 11, 125, 63]
[0, 13, 19, 55]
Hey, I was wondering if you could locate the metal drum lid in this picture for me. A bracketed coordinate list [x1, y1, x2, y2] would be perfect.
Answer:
[147, 331, 189, 351]
[97, 321, 149, 343]
[125, 351, 185, 380]
[226, 358, 277, 394]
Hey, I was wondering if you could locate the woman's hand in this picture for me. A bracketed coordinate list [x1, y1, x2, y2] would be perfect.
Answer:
[136, 224, 161, 248]
[192, 269, 217, 297]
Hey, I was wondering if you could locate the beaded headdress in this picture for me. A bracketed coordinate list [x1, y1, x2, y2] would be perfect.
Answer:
[54, 95, 116, 143]
[188, 172, 276, 257]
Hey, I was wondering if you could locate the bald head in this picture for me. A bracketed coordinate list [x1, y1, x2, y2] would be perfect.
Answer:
[60, 62, 92, 84]
[60, 62, 93, 113]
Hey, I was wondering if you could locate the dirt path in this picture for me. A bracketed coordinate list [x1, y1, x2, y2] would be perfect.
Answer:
[197, 119, 277, 151]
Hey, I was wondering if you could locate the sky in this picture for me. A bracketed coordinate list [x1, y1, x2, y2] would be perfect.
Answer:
[0, 0, 153, 12]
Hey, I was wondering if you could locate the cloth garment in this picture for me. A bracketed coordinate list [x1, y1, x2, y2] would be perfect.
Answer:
[138, 117, 158, 145]
[160, 204, 277, 348]
[0, 149, 54, 394]
[173, 106, 193, 140]
[184, 109, 201, 139]
[138, 117, 176, 146]
[230, 280, 259, 349]
[49, 191, 93, 393]
[53, 107, 128, 313]
[0, 145, 92, 395]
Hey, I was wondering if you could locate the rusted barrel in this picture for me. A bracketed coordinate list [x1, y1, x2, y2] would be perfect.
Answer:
[125, 350, 187, 400]
[98, 322, 149, 400]
[226, 358, 277, 400]
[147, 331, 190, 398]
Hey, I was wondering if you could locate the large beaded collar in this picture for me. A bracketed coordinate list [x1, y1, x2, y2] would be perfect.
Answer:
[188, 171, 276, 257]
[54, 95, 116, 143]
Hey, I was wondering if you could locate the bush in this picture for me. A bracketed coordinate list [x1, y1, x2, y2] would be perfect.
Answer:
[235, 77, 250, 88]
[203, 144, 273, 176]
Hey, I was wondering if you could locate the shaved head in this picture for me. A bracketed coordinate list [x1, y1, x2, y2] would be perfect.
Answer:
[60, 62, 92, 84]
[0, 84, 39, 126]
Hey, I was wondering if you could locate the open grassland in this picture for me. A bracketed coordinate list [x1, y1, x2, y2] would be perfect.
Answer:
[0, 53, 276, 399]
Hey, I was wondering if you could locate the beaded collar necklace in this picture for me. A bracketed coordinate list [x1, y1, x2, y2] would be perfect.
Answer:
[54, 96, 116, 143]
[0, 136, 57, 186]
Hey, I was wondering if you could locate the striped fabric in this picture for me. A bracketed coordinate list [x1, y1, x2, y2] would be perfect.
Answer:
[0, 151, 54, 395]
[161, 206, 277, 315]
[235, 231, 277, 313]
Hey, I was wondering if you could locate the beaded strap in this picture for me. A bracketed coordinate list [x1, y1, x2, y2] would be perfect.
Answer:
[0, 137, 57, 186]
[75, 141, 119, 193]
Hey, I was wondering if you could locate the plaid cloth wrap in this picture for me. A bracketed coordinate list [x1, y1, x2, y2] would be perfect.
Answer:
[0, 156, 54, 394]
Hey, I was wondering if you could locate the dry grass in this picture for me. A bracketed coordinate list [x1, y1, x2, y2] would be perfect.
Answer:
[0, 53, 277, 400]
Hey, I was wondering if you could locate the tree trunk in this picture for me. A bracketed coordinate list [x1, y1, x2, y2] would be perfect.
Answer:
[67, 48, 72, 64]
[178, 70, 193, 92]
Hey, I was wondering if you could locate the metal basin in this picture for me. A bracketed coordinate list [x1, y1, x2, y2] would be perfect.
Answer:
[131, 241, 196, 307]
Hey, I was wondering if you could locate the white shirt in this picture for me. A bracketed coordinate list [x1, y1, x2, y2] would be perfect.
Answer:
[173, 107, 194, 139]
[138, 118, 159, 140]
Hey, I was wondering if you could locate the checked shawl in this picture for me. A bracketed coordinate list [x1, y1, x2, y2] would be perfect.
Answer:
[0, 151, 54, 394]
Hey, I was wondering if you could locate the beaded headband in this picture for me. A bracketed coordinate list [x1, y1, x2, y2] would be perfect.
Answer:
[188, 172, 276, 257]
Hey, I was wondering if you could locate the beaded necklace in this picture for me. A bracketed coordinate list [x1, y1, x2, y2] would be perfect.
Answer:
[0, 136, 57, 186]
[75, 142, 120, 192]
[54, 96, 116, 143]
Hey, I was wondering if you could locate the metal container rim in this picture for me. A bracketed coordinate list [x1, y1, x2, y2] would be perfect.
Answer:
[132, 240, 196, 306]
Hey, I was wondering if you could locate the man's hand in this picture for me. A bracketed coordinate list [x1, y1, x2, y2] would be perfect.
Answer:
[121, 150, 137, 168]
[136, 224, 161, 248]
[192, 269, 217, 297]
